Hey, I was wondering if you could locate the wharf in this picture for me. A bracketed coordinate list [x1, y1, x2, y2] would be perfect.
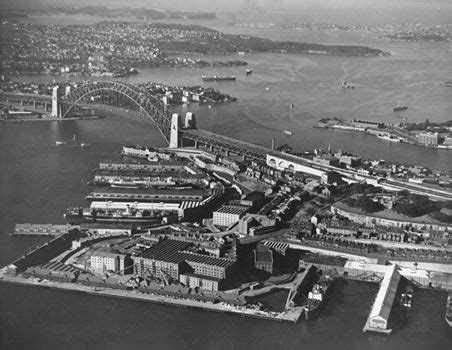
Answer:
[362, 264, 400, 335]
[0, 272, 304, 324]
[10, 224, 79, 236]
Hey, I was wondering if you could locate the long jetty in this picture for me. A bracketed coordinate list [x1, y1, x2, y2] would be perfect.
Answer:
[363, 264, 400, 335]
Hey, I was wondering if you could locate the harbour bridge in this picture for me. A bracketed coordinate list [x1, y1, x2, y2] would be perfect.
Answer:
[0, 81, 271, 161]
[2, 81, 452, 200]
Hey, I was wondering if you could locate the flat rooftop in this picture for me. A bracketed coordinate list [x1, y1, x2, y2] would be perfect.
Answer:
[137, 239, 235, 268]
[89, 186, 207, 196]
[214, 205, 249, 216]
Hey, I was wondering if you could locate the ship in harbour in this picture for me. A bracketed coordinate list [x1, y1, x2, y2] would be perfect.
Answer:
[340, 80, 355, 89]
[202, 75, 236, 82]
[303, 274, 333, 320]
[108, 177, 177, 189]
[393, 104, 408, 112]
[399, 284, 413, 315]
[283, 130, 293, 136]
[446, 293, 452, 327]
[377, 133, 401, 142]
[64, 206, 169, 224]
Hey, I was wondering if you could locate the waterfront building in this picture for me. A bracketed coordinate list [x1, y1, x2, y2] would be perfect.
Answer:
[367, 265, 400, 331]
[213, 205, 249, 228]
[417, 132, 439, 145]
[90, 248, 133, 275]
[179, 273, 221, 291]
[299, 253, 347, 275]
[133, 239, 236, 290]
[253, 243, 275, 274]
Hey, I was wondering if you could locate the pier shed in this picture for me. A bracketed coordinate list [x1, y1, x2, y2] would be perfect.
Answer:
[366, 264, 400, 332]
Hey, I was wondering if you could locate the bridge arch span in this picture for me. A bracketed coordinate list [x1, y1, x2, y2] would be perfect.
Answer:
[62, 81, 172, 142]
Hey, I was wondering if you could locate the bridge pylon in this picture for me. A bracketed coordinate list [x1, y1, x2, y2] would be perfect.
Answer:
[51, 86, 61, 118]
[169, 113, 181, 148]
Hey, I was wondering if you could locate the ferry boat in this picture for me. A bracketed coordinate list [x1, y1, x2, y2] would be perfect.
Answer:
[202, 75, 236, 82]
[283, 130, 293, 136]
[446, 293, 452, 327]
[303, 275, 333, 320]
[377, 133, 401, 142]
[393, 104, 408, 112]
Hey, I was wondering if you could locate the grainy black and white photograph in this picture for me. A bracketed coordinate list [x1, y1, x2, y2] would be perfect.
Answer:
[0, 1, 451, 349]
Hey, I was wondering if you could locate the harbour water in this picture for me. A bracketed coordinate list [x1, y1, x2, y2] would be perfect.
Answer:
[2, 14, 452, 349]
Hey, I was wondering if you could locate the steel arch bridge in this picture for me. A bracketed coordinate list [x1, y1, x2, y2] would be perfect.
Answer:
[61, 81, 172, 142]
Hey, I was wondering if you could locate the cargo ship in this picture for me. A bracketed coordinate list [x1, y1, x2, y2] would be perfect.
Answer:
[108, 178, 177, 189]
[393, 104, 408, 112]
[202, 75, 236, 82]
[64, 207, 168, 224]
[303, 275, 333, 320]
[446, 293, 452, 327]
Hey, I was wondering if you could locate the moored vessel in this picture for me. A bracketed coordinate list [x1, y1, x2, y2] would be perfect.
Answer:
[399, 284, 413, 315]
[393, 104, 408, 112]
[446, 293, 452, 327]
[377, 133, 401, 142]
[283, 130, 293, 136]
[303, 275, 333, 320]
[202, 75, 237, 81]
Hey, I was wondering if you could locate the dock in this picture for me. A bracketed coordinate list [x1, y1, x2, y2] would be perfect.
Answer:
[363, 264, 400, 335]
[11, 224, 79, 237]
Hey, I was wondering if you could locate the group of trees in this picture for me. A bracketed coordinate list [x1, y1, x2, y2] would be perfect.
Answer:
[344, 195, 385, 213]
[394, 193, 438, 217]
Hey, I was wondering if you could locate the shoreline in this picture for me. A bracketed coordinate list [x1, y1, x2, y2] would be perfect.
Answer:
[0, 115, 104, 123]
[315, 123, 452, 150]
[0, 274, 304, 324]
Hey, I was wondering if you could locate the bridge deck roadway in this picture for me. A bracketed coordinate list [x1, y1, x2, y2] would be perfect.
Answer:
[182, 129, 272, 162]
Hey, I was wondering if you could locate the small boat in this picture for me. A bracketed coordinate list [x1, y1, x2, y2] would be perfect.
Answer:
[283, 130, 293, 136]
[400, 285, 413, 314]
[340, 81, 355, 89]
[393, 104, 408, 112]
[446, 293, 452, 327]
[202, 75, 236, 81]
[246, 69, 253, 76]
[289, 103, 295, 109]
[80, 143, 90, 148]
[377, 133, 401, 142]
[55, 141, 67, 145]
[265, 87, 271, 91]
